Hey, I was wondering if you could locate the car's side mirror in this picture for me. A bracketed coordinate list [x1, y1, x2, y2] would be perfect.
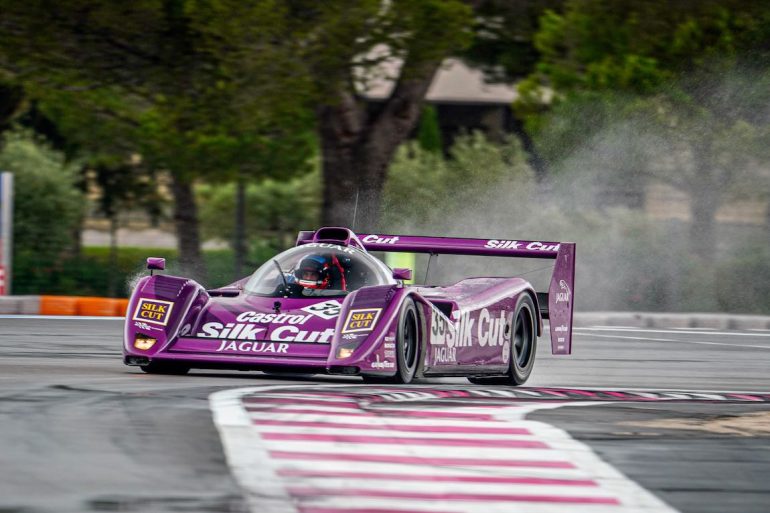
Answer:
[392, 268, 412, 281]
[207, 286, 241, 297]
[146, 257, 166, 272]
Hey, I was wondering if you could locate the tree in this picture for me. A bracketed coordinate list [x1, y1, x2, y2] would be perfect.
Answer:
[196, 0, 473, 230]
[519, 0, 770, 263]
[0, 0, 316, 278]
[461, 0, 565, 180]
[0, 129, 84, 292]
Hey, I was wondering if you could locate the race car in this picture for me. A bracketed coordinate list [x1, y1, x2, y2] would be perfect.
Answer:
[123, 227, 575, 385]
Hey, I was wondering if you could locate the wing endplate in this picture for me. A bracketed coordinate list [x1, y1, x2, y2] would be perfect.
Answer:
[547, 243, 575, 355]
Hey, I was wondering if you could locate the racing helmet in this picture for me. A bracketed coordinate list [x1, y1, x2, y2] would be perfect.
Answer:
[294, 254, 332, 289]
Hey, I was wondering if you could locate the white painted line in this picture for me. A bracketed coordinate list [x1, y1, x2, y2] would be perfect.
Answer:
[210, 385, 679, 513]
[581, 332, 770, 350]
[0, 315, 124, 320]
[575, 327, 770, 338]
[580, 325, 647, 330]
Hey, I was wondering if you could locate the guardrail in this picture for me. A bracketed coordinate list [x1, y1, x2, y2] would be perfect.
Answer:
[0, 296, 768, 329]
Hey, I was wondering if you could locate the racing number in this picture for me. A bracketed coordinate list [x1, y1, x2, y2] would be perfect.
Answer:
[303, 300, 342, 319]
[430, 309, 447, 345]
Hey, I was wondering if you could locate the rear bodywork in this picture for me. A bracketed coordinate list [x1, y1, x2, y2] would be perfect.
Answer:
[123, 228, 575, 378]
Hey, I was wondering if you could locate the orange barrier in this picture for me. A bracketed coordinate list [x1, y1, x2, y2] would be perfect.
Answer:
[39, 295, 129, 316]
[39, 295, 80, 316]
[78, 297, 119, 316]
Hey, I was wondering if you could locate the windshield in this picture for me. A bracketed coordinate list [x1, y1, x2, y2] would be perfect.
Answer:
[244, 243, 394, 298]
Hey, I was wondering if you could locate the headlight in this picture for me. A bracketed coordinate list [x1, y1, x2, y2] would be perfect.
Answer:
[336, 346, 355, 359]
[134, 334, 157, 350]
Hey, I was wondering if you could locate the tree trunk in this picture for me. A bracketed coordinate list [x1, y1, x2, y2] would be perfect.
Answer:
[687, 145, 720, 264]
[689, 185, 718, 263]
[0, 83, 24, 132]
[108, 213, 118, 297]
[319, 106, 388, 231]
[319, 63, 440, 232]
[170, 176, 205, 281]
[233, 174, 246, 279]
[686, 156, 720, 311]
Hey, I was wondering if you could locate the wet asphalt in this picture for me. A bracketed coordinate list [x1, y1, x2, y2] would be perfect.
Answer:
[0, 317, 768, 513]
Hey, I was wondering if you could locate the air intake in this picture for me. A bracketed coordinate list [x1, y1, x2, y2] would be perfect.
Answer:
[313, 227, 354, 245]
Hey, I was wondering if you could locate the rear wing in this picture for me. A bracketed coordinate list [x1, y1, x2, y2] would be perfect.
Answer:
[296, 228, 575, 355]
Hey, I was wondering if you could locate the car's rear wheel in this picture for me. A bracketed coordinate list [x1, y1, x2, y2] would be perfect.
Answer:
[140, 361, 190, 375]
[467, 294, 537, 386]
[509, 294, 537, 385]
[363, 298, 420, 384]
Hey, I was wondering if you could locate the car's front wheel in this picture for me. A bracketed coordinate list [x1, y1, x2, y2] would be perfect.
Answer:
[394, 298, 420, 383]
[363, 297, 420, 385]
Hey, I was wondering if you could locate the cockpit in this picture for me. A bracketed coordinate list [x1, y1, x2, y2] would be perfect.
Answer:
[243, 243, 395, 298]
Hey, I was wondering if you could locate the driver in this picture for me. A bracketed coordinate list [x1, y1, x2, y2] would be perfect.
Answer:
[293, 253, 348, 292]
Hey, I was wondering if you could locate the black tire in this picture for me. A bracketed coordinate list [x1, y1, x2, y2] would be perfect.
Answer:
[509, 294, 537, 385]
[363, 298, 420, 384]
[466, 294, 537, 386]
[140, 361, 190, 375]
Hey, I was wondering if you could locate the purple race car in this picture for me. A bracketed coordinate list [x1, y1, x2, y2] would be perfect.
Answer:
[123, 227, 575, 385]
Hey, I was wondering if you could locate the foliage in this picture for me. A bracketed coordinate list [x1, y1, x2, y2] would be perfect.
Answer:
[12, 246, 254, 297]
[198, 169, 321, 253]
[382, 131, 533, 230]
[416, 105, 442, 154]
[515, 0, 770, 283]
[462, 0, 564, 82]
[0, 129, 83, 288]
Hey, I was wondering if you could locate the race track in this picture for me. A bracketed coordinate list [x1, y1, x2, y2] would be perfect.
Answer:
[1, 317, 769, 513]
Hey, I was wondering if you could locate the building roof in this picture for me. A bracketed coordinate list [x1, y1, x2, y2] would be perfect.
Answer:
[359, 57, 518, 105]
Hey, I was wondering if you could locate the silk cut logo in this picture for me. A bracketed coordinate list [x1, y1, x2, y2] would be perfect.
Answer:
[132, 298, 174, 326]
[342, 308, 382, 333]
[301, 300, 342, 320]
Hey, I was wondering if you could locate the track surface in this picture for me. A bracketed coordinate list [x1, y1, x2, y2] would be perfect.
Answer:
[1, 317, 769, 512]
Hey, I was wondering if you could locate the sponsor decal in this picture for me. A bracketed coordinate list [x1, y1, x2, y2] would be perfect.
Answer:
[432, 345, 456, 365]
[502, 339, 510, 364]
[236, 311, 311, 325]
[270, 326, 335, 343]
[384, 350, 396, 358]
[197, 323, 335, 343]
[362, 234, 399, 244]
[430, 307, 508, 350]
[215, 341, 289, 353]
[371, 354, 395, 369]
[555, 280, 571, 304]
[305, 243, 355, 254]
[134, 321, 162, 332]
[554, 324, 569, 333]
[199, 322, 265, 340]
[301, 300, 342, 319]
[132, 298, 174, 325]
[485, 240, 560, 252]
[342, 308, 382, 333]
[341, 333, 360, 340]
